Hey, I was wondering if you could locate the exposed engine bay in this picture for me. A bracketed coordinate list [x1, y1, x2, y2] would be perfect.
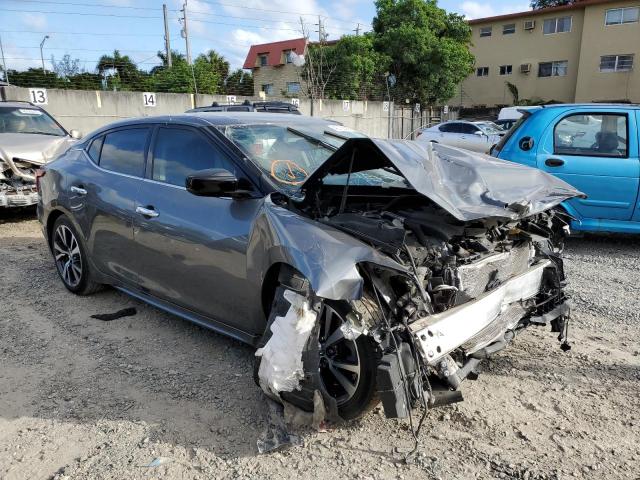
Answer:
[294, 184, 572, 417]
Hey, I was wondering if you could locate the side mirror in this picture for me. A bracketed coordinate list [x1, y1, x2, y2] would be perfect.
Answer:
[474, 130, 484, 136]
[186, 168, 252, 198]
[70, 129, 83, 139]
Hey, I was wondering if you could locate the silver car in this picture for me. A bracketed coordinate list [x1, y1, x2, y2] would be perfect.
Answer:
[38, 113, 581, 422]
[416, 120, 504, 153]
[0, 101, 80, 208]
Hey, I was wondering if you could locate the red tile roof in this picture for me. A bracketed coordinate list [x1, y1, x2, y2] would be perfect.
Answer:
[243, 38, 307, 69]
[468, 0, 619, 24]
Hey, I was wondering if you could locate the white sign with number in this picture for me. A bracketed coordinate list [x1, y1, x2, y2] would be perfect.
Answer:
[342, 100, 350, 112]
[226, 95, 237, 104]
[443, 105, 449, 114]
[143, 92, 157, 107]
[414, 103, 421, 113]
[382, 101, 390, 112]
[290, 98, 300, 107]
[29, 88, 48, 105]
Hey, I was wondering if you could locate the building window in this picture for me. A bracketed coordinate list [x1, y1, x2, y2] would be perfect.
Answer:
[499, 65, 513, 75]
[503, 23, 516, 34]
[605, 7, 639, 25]
[286, 82, 301, 93]
[538, 60, 568, 77]
[284, 50, 294, 64]
[261, 83, 274, 95]
[479, 26, 492, 37]
[600, 54, 634, 72]
[259, 54, 268, 67]
[543, 16, 572, 34]
[476, 67, 489, 77]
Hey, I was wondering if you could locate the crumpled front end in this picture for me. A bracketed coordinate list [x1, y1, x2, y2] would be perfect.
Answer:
[0, 158, 40, 207]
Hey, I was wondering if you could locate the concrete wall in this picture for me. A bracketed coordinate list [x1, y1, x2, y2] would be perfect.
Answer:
[1, 86, 397, 139]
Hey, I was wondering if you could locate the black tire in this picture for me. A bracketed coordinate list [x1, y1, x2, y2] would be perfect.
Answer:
[257, 288, 381, 421]
[51, 215, 102, 296]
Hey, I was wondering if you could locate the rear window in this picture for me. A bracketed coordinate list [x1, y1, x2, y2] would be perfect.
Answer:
[99, 128, 150, 177]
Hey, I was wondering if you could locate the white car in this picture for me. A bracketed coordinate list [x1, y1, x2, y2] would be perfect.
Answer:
[416, 120, 505, 153]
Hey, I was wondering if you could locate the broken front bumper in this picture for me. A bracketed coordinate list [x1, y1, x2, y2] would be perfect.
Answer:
[410, 260, 552, 365]
[0, 190, 39, 207]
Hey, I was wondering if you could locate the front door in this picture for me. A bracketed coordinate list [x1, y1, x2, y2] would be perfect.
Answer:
[132, 126, 262, 332]
[537, 110, 639, 221]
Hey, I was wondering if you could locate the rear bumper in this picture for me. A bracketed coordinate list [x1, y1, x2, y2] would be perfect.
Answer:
[410, 260, 551, 365]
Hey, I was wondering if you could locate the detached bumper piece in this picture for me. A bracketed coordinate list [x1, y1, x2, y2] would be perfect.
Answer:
[410, 260, 551, 365]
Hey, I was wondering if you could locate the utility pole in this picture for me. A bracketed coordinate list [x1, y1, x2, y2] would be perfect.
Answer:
[354, 23, 360, 36]
[0, 35, 8, 84]
[40, 35, 49, 72]
[180, 1, 192, 65]
[163, 4, 172, 67]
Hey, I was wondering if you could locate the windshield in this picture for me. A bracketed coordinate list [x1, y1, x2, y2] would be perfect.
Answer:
[222, 123, 410, 194]
[476, 122, 503, 135]
[0, 107, 66, 136]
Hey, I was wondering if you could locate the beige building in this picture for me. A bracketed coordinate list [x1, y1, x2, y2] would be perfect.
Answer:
[460, 0, 640, 107]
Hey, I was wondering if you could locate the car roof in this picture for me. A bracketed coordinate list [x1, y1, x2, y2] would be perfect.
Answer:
[85, 112, 341, 137]
[539, 103, 640, 110]
[0, 101, 44, 109]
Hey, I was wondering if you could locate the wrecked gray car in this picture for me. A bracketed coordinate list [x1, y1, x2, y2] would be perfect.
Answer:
[0, 101, 80, 208]
[37, 113, 582, 422]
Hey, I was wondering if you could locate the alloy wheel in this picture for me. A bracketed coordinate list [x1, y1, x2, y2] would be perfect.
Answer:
[53, 224, 83, 288]
[318, 304, 361, 405]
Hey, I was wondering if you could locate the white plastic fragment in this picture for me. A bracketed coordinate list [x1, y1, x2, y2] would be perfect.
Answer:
[255, 290, 318, 398]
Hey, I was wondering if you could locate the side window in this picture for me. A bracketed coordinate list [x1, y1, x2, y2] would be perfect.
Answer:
[554, 113, 628, 158]
[87, 136, 104, 163]
[439, 124, 452, 133]
[462, 124, 479, 134]
[447, 123, 465, 134]
[100, 128, 150, 177]
[152, 127, 235, 187]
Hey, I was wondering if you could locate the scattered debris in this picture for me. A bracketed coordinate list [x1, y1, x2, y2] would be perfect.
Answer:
[257, 400, 303, 454]
[144, 457, 172, 468]
[90, 307, 137, 321]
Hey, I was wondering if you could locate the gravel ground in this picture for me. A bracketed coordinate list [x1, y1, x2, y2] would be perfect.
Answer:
[1, 209, 639, 480]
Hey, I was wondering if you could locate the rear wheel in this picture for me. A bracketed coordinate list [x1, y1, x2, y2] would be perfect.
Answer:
[51, 216, 102, 295]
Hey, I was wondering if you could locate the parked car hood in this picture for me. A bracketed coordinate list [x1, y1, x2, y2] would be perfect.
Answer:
[300, 138, 584, 222]
[0, 133, 74, 165]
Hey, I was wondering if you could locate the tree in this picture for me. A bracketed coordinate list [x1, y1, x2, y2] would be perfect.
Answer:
[198, 50, 230, 92]
[225, 69, 254, 95]
[51, 54, 81, 79]
[372, 0, 474, 104]
[323, 34, 385, 100]
[530, 0, 574, 9]
[96, 50, 145, 90]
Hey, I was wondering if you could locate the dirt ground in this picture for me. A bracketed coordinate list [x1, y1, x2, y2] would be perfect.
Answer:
[1, 208, 639, 480]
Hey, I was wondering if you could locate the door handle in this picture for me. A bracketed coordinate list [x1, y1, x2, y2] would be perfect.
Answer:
[545, 158, 565, 167]
[70, 185, 87, 195]
[136, 206, 159, 218]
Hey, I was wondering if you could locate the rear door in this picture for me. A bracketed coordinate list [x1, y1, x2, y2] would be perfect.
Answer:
[132, 125, 263, 332]
[71, 127, 150, 285]
[537, 109, 639, 221]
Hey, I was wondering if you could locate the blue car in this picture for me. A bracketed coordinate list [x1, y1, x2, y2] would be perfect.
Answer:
[492, 104, 640, 234]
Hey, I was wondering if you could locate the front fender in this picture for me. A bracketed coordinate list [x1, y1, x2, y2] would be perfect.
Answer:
[247, 196, 407, 301]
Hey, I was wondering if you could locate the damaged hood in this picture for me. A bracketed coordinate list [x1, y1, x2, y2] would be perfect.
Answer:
[301, 138, 584, 222]
[0, 133, 75, 166]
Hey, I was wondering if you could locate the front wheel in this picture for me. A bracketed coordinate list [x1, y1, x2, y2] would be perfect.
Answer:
[259, 289, 380, 421]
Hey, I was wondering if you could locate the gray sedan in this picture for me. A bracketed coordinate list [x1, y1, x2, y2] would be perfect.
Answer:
[38, 113, 581, 422]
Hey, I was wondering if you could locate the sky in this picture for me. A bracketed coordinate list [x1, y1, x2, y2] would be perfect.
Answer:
[0, 0, 531, 74]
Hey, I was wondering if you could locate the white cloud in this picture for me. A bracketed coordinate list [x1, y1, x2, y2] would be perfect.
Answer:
[460, 1, 530, 20]
[20, 13, 48, 29]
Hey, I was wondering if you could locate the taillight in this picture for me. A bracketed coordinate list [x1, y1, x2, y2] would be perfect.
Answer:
[35, 169, 46, 193]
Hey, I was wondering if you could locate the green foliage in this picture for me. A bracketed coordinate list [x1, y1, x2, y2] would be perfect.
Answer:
[372, 0, 475, 103]
[225, 69, 254, 95]
[323, 34, 385, 100]
[530, 0, 573, 9]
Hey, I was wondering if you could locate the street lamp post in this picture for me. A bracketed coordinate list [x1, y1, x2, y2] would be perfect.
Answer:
[40, 35, 49, 72]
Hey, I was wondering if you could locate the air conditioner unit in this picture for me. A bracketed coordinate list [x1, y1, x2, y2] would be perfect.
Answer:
[520, 63, 532, 74]
[524, 20, 536, 30]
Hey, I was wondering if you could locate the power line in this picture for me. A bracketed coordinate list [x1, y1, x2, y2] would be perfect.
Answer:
[0, 8, 164, 19]
[0, 30, 168, 37]
[8, 0, 163, 11]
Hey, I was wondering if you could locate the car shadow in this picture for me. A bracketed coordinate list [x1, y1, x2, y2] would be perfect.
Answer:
[0, 205, 37, 224]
